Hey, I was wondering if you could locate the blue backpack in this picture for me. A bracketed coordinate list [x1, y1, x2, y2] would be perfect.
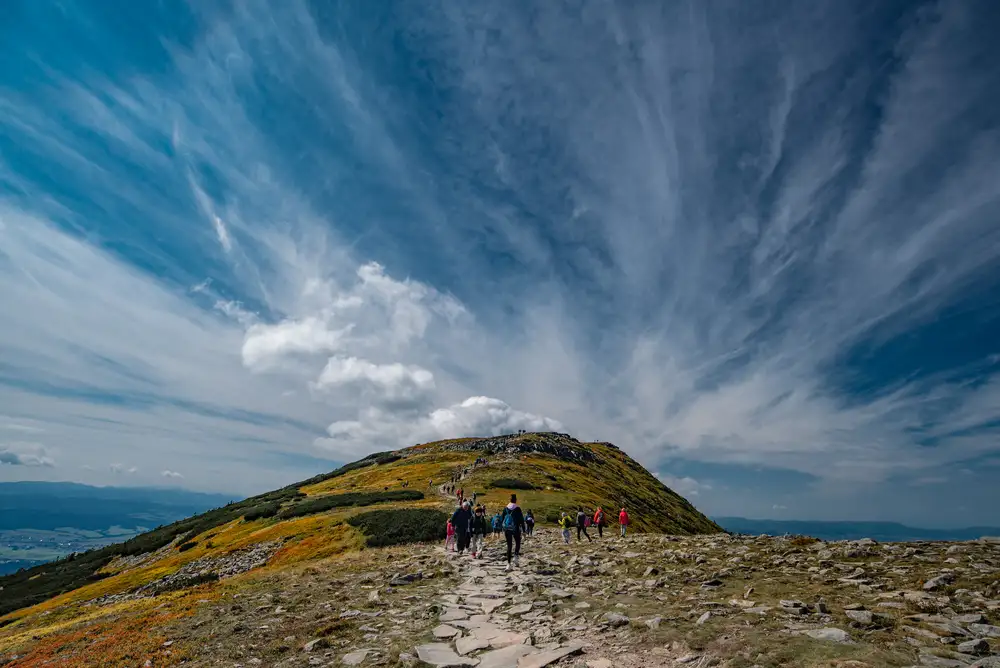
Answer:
[502, 507, 518, 531]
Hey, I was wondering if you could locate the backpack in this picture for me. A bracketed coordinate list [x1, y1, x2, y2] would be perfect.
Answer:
[502, 507, 518, 531]
[491, 514, 501, 530]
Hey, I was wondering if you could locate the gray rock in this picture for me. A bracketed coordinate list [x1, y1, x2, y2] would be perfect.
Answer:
[644, 616, 662, 629]
[846, 610, 873, 625]
[953, 613, 987, 624]
[303, 638, 329, 652]
[924, 573, 956, 591]
[455, 636, 492, 655]
[800, 627, 853, 643]
[433, 624, 462, 639]
[517, 642, 585, 668]
[415, 643, 480, 667]
[917, 653, 967, 668]
[956, 638, 989, 655]
[696, 611, 712, 625]
[342, 649, 371, 666]
[603, 612, 630, 627]
[475, 644, 536, 668]
[968, 658, 1000, 668]
[968, 623, 1000, 638]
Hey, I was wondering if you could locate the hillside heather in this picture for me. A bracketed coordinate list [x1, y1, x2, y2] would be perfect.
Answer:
[0, 433, 997, 667]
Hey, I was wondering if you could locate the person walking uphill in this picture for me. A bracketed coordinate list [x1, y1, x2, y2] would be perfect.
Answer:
[619, 506, 630, 537]
[499, 493, 526, 571]
[558, 512, 573, 543]
[576, 508, 593, 542]
[593, 507, 605, 538]
[470, 505, 488, 558]
[450, 501, 473, 555]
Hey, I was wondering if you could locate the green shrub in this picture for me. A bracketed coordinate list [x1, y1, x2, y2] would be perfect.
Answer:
[277, 490, 424, 520]
[243, 501, 281, 521]
[178, 541, 197, 552]
[374, 454, 402, 465]
[488, 478, 537, 490]
[347, 508, 449, 547]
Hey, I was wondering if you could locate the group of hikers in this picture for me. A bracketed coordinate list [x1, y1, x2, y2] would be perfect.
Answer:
[446, 493, 533, 570]
[558, 506, 629, 542]
[446, 494, 632, 570]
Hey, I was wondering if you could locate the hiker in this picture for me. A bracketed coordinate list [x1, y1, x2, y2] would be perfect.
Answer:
[593, 507, 605, 538]
[472, 491, 478, 505]
[491, 511, 502, 539]
[470, 505, 488, 558]
[445, 519, 456, 552]
[499, 493, 526, 571]
[451, 501, 473, 555]
[558, 512, 573, 544]
[619, 506, 630, 537]
[524, 509, 535, 536]
[576, 508, 593, 542]
[429, 478, 433, 488]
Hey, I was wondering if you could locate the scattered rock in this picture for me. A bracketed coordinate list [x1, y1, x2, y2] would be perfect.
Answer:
[799, 628, 853, 644]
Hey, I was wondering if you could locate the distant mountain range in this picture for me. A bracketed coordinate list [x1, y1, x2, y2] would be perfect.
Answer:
[714, 517, 1000, 542]
[0, 481, 237, 575]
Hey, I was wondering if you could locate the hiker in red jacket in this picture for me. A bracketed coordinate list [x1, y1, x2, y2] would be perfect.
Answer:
[619, 507, 630, 537]
[593, 507, 605, 538]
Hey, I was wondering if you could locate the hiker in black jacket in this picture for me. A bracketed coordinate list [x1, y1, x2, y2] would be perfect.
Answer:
[499, 493, 526, 571]
[470, 505, 489, 558]
[450, 501, 473, 555]
[576, 508, 593, 542]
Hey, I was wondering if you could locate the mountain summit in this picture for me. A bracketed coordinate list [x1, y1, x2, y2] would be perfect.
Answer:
[0, 433, 718, 663]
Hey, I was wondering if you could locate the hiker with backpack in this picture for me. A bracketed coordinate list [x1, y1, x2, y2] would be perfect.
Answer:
[558, 512, 573, 543]
[450, 501, 473, 555]
[619, 506, 630, 537]
[576, 508, 593, 542]
[593, 507, 605, 538]
[499, 493, 526, 571]
[524, 510, 535, 536]
[470, 505, 489, 558]
[491, 511, 502, 539]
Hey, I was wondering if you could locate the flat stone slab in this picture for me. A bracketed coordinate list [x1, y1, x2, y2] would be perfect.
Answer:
[441, 609, 471, 622]
[489, 631, 529, 648]
[456, 635, 493, 655]
[798, 627, 853, 644]
[480, 598, 508, 614]
[476, 644, 538, 668]
[469, 623, 506, 640]
[517, 642, 585, 668]
[433, 624, 462, 639]
[415, 643, 481, 667]
[507, 604, 533, 616]
[342, 649, 370, 666]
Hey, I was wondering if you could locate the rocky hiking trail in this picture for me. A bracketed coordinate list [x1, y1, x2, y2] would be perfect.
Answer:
[307, 530, 1000, 668]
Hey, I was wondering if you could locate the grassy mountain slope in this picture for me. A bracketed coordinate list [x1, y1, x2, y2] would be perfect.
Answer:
[0, 432, 719, 665]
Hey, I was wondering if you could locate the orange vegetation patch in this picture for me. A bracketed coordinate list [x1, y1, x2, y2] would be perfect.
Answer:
[302, 452, 470, 496]
[4, 586, 221, 667]
[268, 522, 364, 567]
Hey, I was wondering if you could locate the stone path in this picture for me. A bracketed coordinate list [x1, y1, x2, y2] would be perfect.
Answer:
[412, 544, 586, 668]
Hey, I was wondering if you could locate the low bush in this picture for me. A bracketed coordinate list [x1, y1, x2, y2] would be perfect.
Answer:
[178, 541, 197, 552]
[488, 478, 537, 490]
[243, 501, 281, 521]
[277, 490, 424, 520]
[347, 508, 449, 547]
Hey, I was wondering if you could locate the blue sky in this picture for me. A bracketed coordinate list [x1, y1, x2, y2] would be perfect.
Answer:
[2, 0, 1000, 527]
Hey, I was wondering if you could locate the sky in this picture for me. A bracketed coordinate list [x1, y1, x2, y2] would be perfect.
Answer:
[2, 0, 1000, 527]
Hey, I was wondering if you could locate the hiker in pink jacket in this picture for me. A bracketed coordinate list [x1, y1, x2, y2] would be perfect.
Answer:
[445, 519, 456, 551]
[619, 507, 630, 537]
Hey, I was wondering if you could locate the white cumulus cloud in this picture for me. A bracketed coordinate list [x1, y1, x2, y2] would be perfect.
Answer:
[161, 470, 184, 480]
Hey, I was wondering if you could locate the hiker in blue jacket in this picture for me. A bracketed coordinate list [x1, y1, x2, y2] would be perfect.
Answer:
[499, 493, 526, 571]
